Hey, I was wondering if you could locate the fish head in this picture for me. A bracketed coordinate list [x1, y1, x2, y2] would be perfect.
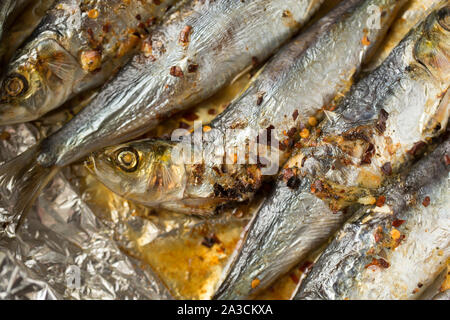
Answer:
[414, 6, 450, 137]
[0, 37, 81, 125]
[414, 6, 450, 82]
[87, 140, 188, 206]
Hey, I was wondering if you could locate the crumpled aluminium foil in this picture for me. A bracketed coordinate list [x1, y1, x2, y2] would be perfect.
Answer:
[0, 123, 173, 300]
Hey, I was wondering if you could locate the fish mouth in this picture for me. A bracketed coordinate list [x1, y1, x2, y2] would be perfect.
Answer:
[0, 103, 27, 126]
[85, 151, 114, 174]
[84, 156, 96, 173]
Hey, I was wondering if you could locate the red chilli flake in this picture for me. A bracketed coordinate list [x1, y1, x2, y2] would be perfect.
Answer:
[445, 154, 450, 165]
[365, 258, 390, 269]
[179, 25, 192, 44]
[375, 109, 389, 134]
[256, 92, 266, 106]
[374, 227, 383, 243]
[392, 219, 405, 228]
[376, 195, 386, 207]
[407, 141, 426, 156]
[170, 66, 184, 77]
[422, 196, 430, 207]
[361, 143, 375, 164]
[102, 23, 111, 33]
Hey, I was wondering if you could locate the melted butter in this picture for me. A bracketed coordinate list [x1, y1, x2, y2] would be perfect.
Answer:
[137, 222, 243, 300]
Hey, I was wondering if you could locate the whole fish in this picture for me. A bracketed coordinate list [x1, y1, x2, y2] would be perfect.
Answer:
[0, 0, 177, 125]
[0, 0, 32, 45]
[88, 0, 405, 214]
[295, 137, 450, 300]
[0, 0, 324, 235]
[214, 5, 450, 300]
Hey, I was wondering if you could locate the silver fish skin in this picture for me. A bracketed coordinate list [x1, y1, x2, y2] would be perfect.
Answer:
[0, 0, 30, 41]
[295, 138, 450, 300]
[41, 0, 324, 165]
[433, 291, 450, 300]
[0, 0, 324, 235]
[0, 0, 177, 125]
[213, 6, 449, 300]
[419, 268, 449, 300]
[89, 0, 405, 214]
[0, 0, 57, 65]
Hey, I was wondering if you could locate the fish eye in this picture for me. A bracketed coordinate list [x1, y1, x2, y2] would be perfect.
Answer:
[3, 74, 28, 97]
[115, 147, 139, 172]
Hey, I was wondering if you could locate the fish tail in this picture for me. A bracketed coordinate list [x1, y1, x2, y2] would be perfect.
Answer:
[0, 144, 58, 237]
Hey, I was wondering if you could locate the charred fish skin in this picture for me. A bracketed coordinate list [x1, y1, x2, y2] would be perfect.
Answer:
[40, 0, 324, 167]
[213, 6, 449, 300]
[89, 0, 406, 213]
[0, 0, 324, 235]
[0, 0, 177, 125]
[295, 138, 450, 300]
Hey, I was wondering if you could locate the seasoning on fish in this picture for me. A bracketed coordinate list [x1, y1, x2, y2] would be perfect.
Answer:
[89, 0, 404, 215]
[0, 0, 324, 235]
[0, 0, 177, 125]
[295, 138, 450, 300]
[214, 5, 449, 299]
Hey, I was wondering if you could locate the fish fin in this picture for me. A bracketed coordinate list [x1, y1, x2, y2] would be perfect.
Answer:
[323, 110, 340, 123]
[0, 144, 58, 237]
[35, 39, 81, 87]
